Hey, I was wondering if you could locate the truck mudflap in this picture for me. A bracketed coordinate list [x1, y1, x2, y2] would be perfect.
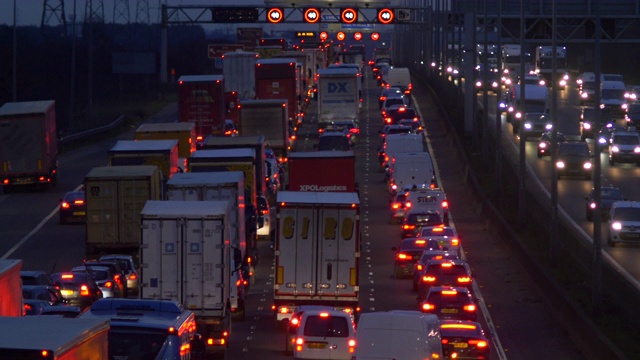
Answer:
[196, 315, 231, 356]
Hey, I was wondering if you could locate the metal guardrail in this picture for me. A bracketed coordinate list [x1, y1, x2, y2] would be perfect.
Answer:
[58, 115, 126, 147]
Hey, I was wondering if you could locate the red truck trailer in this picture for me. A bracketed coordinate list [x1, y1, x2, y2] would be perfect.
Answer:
[178, 75, 226, 144]
[287, 151, 356, 192]
[255, 58, 299, 126]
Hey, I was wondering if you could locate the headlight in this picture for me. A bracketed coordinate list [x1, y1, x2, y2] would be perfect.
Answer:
[590, 202, 597, 209]
[563, 74, 569, 80]
[583, 122, 591, 130]
[622, 103, 628, 110]
[476, 81, 482, 87]
[508, 106, 514, 112]
[539, 142, 547, 149]
[545, 124, 553, 130]
[634, 147, 640, 153]
[515, 112, 522, 119]
[611, 146, 619, 152]
[539, 80, 546, 86]
[598, 137, 607, 145]
[492, 82, 499, 88]
[556, 161, 565, 168]
[524, 123, 532, 130]
[612, 222, 622, 231]
[584, 162, 592, 169]
[581, 92, 589, 99]
[559, 80, 567, 86]
[499, 102, 506, 109]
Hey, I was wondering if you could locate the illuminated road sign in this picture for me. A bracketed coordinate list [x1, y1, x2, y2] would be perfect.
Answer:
[267, 8, 284, 23]
[377, 8, 394, 24]
[354, 32, 363, 41]
[304, 8, 320, 23]
[341, 8, 357, 24]
[371, 32, 380, 41]
[337, 32, 346, 41]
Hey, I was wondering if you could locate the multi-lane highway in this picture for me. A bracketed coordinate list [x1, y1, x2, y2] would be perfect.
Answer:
[0, 69, 610, 359]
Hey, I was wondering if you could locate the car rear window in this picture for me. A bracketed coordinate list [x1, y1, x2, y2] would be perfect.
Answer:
[558, 144, 589, 156]
[427, 264, 469, 276]
[318, 136, 350, 151]
[303, 315, 350, 338]
[407, 213, 442, 225]
[428, 292, 470, 305]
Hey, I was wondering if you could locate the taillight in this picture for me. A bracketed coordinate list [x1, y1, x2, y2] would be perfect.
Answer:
[416, 264, 423, 271]
[442, 200, 449, 208]
[261, 209, 269, 215]
[451, 238, 459, 246]
[469, 339, 488, 348]
[349, 128, 359, 134]
[385, 117, 392, 123]
[291, 317, 300, 326]
[464, 304, 476, 312]
[348, 339, 356, 353]
[61, 202, 70, 209]
[397, 253, 408, 260]
[391, 203, 400, 210]
[104, 281, 113, 288]
[457, 276, 472, 283]
[421, 303, 435, 311]
[402, 224, 415, 230]
[80, 285, 90, 296]
[129, 273, 137, 280]
[422, 275, 435, 283]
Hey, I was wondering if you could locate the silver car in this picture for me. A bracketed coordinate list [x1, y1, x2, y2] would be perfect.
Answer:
[99, 254, 139, 297]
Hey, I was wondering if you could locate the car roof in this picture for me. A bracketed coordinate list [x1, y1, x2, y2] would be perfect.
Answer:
[20, 270, 49, 277]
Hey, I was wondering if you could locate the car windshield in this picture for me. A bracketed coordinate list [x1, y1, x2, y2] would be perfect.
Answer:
[613, 207, 640, 221]
[602, 89, 625, 100]
[303, 315, 349, 337]
[613, 135, 640, 145]
[558, 144, 589, 156]
[384, 98, 406, 107]
[601, 189, 623, 200]
[103, 258, 133, 271]
[108, 328, 170, 360]
[318, 136, 350, 151]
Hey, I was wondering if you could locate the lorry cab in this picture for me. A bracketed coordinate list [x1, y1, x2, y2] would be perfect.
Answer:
[80, 298, 199, 360]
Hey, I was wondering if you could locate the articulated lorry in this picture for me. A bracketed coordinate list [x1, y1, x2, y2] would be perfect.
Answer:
[317, 67, 360, 130]
[166, 171, 257, 285]
[135, 122, 196, 159]
[84, 165, 164, 259]
[535, 46, 569, 89]
[509, 84, 549, 133]
[238, 99, 290, 161]
[273, 191, 360, 327]
[256, 58, 299, 126]
[0, 100, 58, 193]
[178, 75, 226, 143]
[0, 317, 109, 359]
[140, 200, 232, 359]
[223, 51, 258, 100]
[108, 139, 181, 180]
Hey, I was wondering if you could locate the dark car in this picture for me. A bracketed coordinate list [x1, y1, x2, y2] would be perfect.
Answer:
[383, 105, 419, 125]
[580, 107, 612, 141]
[379, 124, 413, 140]
[398, 118, 424, 134]
[596, 123, 626, 148]
[391, 238, 442, 279]
[50, 272, 103, 309]
[59, 190, 86, 224]
[72, 265, 124, 299]
[401, 211, 445, 238]
[475, 70, 501, 93]
[417, 259, 473, 301]
[585, 187, 625, 222]
[555, 141, 592, 180]
[521, 113, 553, 141]
[82, 261, 128, 297]
[323, 120, 360, 145]
[20, 270, 57, 287]
[412, 249, 460, 291]
[316, 132, 352, 151]
[22, 285, 65, 306]
[440, 320, 490, 360]
[420, 286, 477, 321]
[537, 131, 567, 158]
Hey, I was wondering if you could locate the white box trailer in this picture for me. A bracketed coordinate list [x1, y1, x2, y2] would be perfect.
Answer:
[166, 171, 250, 267]
[140, 200, 232, 358]
[273, 191, 360, 326]
[317, 67, 360, 125]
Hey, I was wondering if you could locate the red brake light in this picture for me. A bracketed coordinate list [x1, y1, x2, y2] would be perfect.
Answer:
[380, 96, 386, 101]
[469, 339, 488, 348]
[416, 264, 423, 271]
[457, 276, 472, 283]
[442, 200, 449, 208]
[129, 273, 137, 280]
[403, 224, 415, 230]
[421, 303, 435, 311]
[391, 203, 400, 210]
[397, 253, 408, 260]
[451, 238, 459, 246]
[61, 202, 70, 209]
[385, 117, 392, 123]
[104, 281, 113, 288]
[73, 200, 84, 205]
[61, 274, 74, 279]
[422, 275, 435, 282]
[441, 262, 453, 268]
[464, 304, 476, 312]
[291, 317, 300, 326]
[80, 285, 90, 296]
[349, 128, 359, 134]
[399, 107, 406, 112]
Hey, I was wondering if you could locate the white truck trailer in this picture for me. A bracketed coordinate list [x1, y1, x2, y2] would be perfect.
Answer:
[140, 200, 232, 359]
[273, 191, 360, 327]
[317, 67, 361, 130]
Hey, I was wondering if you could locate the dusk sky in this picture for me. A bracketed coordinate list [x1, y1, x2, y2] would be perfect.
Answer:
[0, 0, 265, 26]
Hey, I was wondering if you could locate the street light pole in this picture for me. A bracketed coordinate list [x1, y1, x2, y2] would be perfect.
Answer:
[12, 0, 17, 102]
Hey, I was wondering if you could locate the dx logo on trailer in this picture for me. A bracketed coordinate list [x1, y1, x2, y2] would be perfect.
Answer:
[328, 82, 348, 93]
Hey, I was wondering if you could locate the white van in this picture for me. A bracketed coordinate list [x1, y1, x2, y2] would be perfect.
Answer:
[380, 133, 424, 169]
[386, 67, 412, 97]
[388, 152, 435, 194]
[405, 186, 449, 224]
[600, 80, 628, 117]
[353, 310, 443, 360]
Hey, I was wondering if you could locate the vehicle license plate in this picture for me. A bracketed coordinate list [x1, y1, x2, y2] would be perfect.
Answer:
[74, 211, 86, 216]
[60, 290, 74, 296]
[452, 342, 468, 348]
[441, 308, 458, 314]
[307, 343, 327, 349]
